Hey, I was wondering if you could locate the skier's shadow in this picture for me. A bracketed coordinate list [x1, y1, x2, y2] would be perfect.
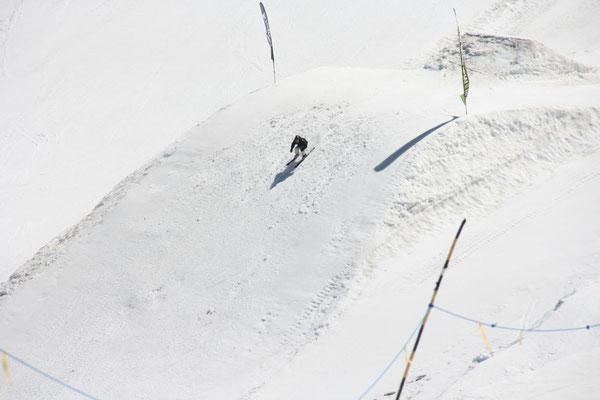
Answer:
[270, 161, 296, 189]
[374, 116, 459, 172]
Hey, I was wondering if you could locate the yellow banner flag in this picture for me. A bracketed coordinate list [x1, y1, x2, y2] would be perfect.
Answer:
[453, 9, 470, 113]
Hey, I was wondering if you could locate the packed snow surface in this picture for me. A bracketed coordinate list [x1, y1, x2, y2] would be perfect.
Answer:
[1, 1, 599, 399]
[0, 0, 498, 279]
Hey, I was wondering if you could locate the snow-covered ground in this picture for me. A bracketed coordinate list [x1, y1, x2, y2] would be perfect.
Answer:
[0, 0, 496, 280]
[1, 1, 599, 399]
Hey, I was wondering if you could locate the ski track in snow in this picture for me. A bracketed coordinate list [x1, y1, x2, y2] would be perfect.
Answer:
[452, 170, 600, 268]
[0, 0, 23, 77]
[470, 0, 554, 36]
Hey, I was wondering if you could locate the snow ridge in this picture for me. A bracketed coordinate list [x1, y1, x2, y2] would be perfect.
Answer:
[364, 106, 600, 279]
[0, 144, 179, 298]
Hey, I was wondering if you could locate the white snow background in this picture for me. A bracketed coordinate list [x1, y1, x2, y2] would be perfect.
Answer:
[0, 0, 599, 399]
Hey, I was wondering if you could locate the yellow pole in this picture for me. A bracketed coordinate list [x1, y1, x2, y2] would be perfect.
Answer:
[2, 352, 14, 386]
[395, 219, 466, 400]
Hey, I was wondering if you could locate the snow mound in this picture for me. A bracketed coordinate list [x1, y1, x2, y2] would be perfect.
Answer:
[424, 33, 600, 81]
[367, 106, 600, 274]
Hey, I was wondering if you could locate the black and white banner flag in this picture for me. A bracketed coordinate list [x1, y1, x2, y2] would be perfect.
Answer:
[259, 2, 276, 83]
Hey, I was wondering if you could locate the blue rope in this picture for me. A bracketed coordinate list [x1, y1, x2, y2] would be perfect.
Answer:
[432, 305, 600, 332]
[0, 347, 100, 400]
[5, 303, 596, 400]
[356, 308, 429, 400]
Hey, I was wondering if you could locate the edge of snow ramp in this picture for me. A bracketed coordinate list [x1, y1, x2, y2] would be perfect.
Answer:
[362, 106, 600, 271]
[0, 142, 181, 298]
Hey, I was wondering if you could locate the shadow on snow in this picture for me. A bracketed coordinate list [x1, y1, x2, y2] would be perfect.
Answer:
[373, 116, 459, 172]
[270, 159, 297, 189]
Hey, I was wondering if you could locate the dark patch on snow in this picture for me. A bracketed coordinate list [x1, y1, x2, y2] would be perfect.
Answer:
[374, 116, 458, 172]
[553, 299, 564, 311]
[270, 161, 297, 189]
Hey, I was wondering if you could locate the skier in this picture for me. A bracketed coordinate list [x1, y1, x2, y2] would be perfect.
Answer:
[290, 135, 308, 159]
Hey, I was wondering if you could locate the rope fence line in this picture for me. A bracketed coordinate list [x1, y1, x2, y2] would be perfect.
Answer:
[1, 307, 595, 399]
[2, 308, 597, 400]
[356, 308, 429, 400]
[357, 304, 600, 400]
[0, 347, 100, 400]
[431, 305, 600, 332]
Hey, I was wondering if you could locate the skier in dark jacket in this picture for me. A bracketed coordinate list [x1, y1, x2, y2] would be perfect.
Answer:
[290, 135, 308, 158]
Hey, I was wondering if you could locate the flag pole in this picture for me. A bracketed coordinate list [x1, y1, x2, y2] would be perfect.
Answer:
[454, 9, 469, 116]
[395, 219, 466, 400]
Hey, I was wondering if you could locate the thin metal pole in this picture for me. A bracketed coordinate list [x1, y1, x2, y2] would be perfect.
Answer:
[395, 219, 466, 400]
[273, 59, 276, 84]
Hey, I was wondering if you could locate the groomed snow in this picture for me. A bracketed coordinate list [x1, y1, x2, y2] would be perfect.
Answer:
[1, 1, 599, 399]
[0, 0, 497, 280]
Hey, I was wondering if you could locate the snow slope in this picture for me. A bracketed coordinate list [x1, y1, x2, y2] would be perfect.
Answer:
[1, 0, 599, 399]
[0, 0, 496, 279]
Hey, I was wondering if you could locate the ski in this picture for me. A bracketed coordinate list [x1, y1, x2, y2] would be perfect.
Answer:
[293, 147, 315, 169]
[286, 154, 299, 166]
